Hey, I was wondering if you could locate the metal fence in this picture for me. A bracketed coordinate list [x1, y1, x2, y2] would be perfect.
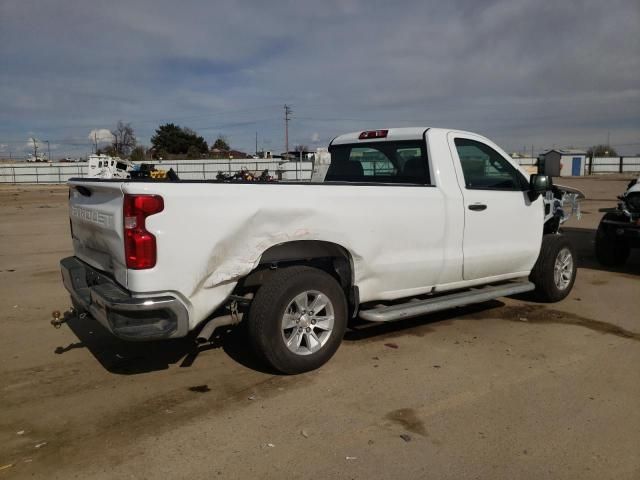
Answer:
[589, 157, 640, 174]
[0, 162, 87, 184]
[1, 155, 639, 184]
[0, 159, 314, 184]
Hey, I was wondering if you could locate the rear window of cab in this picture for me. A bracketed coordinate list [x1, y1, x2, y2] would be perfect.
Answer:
[326, 141, 430, 184]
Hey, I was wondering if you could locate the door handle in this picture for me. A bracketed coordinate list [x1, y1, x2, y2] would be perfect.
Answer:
[468, 203, 487, 211]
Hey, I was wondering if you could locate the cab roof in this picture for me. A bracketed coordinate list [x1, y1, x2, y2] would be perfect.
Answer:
[330, 127, 491, 146]
[330, 127, 430, 145]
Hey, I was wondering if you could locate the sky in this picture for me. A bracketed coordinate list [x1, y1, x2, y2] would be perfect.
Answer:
[1, 0, 639, 159]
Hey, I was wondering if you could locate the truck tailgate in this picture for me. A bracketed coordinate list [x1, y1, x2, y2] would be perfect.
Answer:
[68, 181, 127, 288]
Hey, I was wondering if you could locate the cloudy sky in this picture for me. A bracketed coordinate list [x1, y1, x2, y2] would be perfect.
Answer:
[1, 0, 638, 158]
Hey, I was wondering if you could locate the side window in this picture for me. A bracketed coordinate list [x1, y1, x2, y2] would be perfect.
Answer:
[98, 161, 103, 168]
[454, 138, 526, 191]
[326, 141, 430, 184]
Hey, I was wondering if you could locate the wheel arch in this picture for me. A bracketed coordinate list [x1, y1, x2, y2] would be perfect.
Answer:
[239, 240, 359, 314]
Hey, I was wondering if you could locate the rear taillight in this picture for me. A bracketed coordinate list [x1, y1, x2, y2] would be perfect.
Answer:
[123, 194, 164, 269]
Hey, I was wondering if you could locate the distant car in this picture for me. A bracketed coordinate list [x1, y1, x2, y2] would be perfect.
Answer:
[595, 177, 640, 266]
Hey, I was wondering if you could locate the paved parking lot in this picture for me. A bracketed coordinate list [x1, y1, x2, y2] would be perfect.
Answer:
[1, 176, 639, 479]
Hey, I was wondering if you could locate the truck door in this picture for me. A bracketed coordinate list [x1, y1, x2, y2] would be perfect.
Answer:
[447, 133, 543, 280]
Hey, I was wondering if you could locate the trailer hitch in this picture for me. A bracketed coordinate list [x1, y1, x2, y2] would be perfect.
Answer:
[51, 310, 66, 328]
[50, 308, 86, 329]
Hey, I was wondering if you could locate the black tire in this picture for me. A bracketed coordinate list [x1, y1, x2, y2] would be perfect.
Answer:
[595, 214, 630, 267]
[247, 266, 348, 374]
[529, 234, 577, 302]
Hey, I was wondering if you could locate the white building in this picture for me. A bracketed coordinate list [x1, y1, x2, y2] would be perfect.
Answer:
[539, 149, 587, 177]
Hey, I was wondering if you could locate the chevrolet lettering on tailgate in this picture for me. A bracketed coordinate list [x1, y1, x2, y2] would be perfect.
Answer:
[71, 206, 114, 229]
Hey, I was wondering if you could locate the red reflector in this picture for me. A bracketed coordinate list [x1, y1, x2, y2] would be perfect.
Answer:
[123, 194, 164, 269]
[359, 129, 388, 140]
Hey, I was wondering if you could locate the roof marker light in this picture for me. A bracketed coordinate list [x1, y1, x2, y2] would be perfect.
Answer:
[359, 130, 388, 140]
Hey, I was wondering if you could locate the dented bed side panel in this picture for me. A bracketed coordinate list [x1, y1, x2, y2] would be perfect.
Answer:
[120, 182, 452, 329]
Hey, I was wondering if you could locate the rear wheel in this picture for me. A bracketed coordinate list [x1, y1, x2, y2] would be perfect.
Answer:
[595, 214, 630, 267]
[529, 234, 577, 302]
[247, 266, 347, 374]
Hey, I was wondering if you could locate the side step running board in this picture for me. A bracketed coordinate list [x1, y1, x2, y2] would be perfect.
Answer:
[358, 280, 535, 322]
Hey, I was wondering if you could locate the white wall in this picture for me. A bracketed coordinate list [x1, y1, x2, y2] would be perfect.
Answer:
[513, 157, 537, 166]
[559, 155, 586, 177]
[0, 162, 87, 183]
[0, 159, 313, 184]
[591, 157, 640, 173]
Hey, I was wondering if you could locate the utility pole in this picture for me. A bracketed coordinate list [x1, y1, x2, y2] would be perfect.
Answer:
[607, 130, 610, 147]
[32, 137, 38, 161]
[284, 104, 292, 159]
[255, 131, 258, 157]
[45, 140, 51, 162]
[94, 132, 98, 153]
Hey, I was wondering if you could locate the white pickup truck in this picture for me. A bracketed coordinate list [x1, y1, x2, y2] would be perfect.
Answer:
[59, 127, 581, 373]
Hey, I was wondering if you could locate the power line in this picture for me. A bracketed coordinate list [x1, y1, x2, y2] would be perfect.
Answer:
[0, 104, 282, 133]
[0, 118, 279, 146]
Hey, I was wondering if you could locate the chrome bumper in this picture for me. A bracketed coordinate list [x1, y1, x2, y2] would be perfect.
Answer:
[60, 256, 189, 340]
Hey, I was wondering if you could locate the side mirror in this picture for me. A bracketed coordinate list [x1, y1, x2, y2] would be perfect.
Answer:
[528, 174, 551, 201]
[530, 174, 551, 192]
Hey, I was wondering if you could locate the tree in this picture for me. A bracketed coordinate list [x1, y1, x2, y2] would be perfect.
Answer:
[156, 148, 169, 160]
[186, 145, 202, 159]
[212, 136, 230, 151]
[129, 146, 146, 163]
[102, 145, 118, 157]
[587, 144, 618, 157]
[295, 144, 309, 152]
[150, 123, 208, 156]
[111, 121, 136, 156]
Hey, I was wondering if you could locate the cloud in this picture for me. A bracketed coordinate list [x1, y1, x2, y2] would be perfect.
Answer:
[88, 129, 114, 144]
[0, 0, 638, 155]
[311, 132, 320, 143]
[25, 137, 42, 151]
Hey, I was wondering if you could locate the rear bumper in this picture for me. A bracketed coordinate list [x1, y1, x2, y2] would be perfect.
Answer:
[60, 256, 189, 340]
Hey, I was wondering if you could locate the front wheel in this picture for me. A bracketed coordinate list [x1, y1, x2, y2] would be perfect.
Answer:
[247, 266, 348, 374]
[529, 234, 577, 302]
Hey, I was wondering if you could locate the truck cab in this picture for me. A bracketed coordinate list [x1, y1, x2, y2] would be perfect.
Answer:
[326, 128, 543, 284]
